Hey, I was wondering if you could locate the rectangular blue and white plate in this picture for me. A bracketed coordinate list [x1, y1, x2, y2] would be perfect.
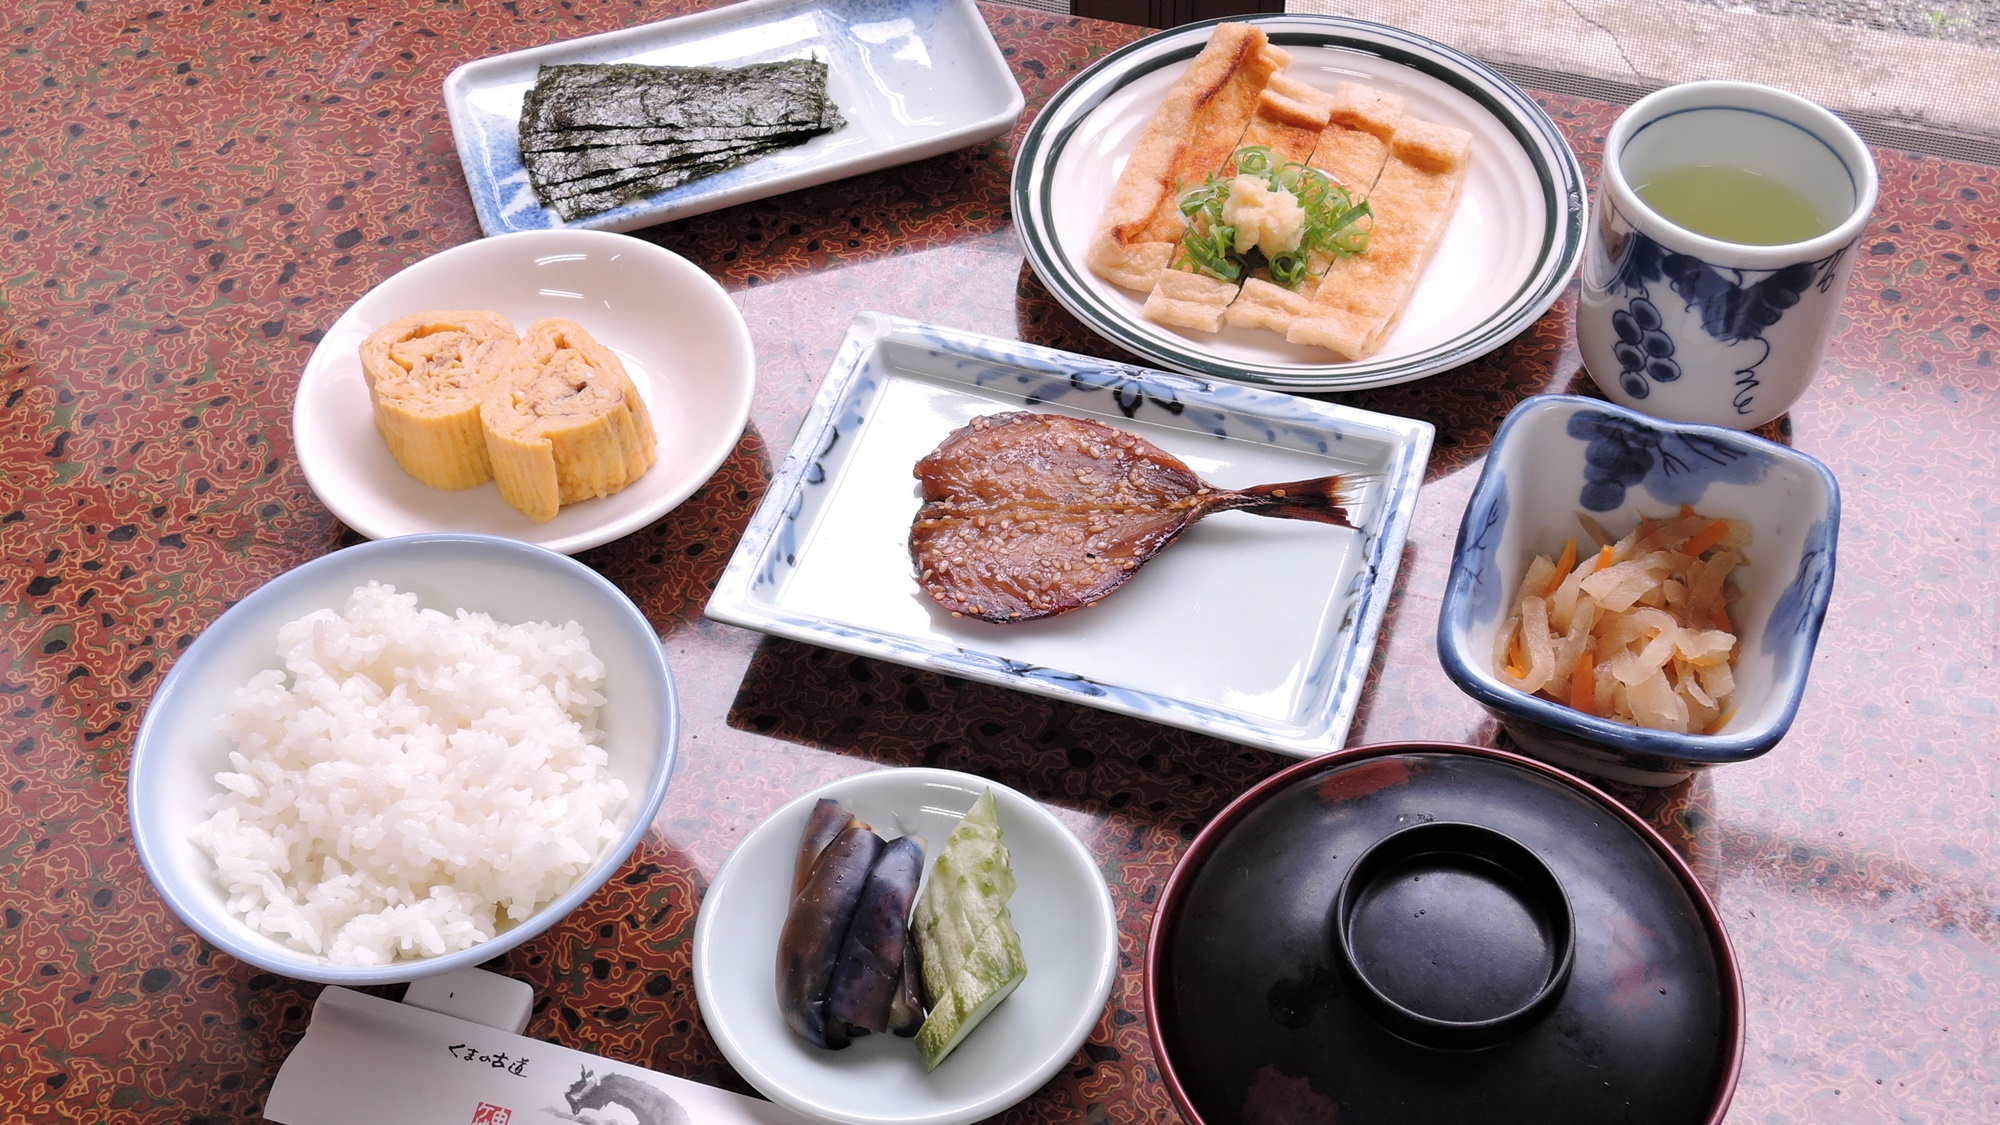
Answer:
[443, 0, 1024, 236]
[706, 315, 1435, 757]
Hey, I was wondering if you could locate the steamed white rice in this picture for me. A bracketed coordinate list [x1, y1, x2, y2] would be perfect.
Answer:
[190, 581, 629, 966]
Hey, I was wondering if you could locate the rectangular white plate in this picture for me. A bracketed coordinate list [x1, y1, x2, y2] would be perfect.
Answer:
[706, 314, 1435, 757]
[443, 0, 1025, 235]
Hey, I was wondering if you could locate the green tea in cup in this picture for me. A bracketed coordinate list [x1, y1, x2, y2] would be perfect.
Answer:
[1632, 163, 1834, 246]
[1577, 80, 1878, 429]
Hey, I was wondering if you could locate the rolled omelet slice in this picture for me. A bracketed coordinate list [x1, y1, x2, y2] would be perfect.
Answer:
[359, 310, 517, 490]
[482, 317, 657, 523]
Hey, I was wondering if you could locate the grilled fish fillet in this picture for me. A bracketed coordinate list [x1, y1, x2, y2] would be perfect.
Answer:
[482, 318, 657, 523]
[910, 412, 1361, 623]
[358, 310, 517, 490]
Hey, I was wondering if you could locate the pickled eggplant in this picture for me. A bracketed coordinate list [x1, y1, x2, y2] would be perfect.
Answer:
[775, 823, 884, 1049]
[791, 798, 856, 899]
[887, 934, 925, 1037]
[824, 834, 927, 1039]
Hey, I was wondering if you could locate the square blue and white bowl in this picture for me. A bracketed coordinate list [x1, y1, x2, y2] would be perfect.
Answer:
[1438, 395, 1839, 786]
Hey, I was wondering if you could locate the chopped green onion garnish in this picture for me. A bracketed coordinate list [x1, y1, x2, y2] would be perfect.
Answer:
[1170, 146, 1372, 288]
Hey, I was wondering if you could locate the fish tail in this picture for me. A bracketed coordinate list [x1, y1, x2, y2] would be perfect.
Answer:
[1229, 474, 1367, 527]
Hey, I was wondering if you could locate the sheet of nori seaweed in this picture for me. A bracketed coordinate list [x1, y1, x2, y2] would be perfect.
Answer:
[526, 107, 843, 208]
[523, 59, 841, 143]
[522, 95, 842, 162]
[523, 60, 832, 133]
[525, 139, 790, 196]
[518, 57, 841, 221]
[518, 121, 816, 153]
[541, 152, 774, 221]
[527, 81, 828, 133]
[522, 137, 789, 187]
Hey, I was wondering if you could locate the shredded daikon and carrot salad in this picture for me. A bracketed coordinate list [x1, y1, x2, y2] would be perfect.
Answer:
[1496, 506, 1746, 735]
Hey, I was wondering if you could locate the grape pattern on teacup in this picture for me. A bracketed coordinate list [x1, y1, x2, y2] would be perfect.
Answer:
[1609, 296, 1679, 399]
[1602, 232, 1849, 405]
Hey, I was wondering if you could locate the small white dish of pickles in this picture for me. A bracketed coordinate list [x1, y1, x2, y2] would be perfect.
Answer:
[692, 768, 1116, 1125]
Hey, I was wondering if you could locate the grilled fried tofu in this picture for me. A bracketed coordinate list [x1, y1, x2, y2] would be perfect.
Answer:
[1087, 23, 1289, 293]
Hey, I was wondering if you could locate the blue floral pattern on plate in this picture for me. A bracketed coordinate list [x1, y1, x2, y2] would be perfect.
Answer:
[1459, 470, 1511, 627]
[1764, 516, 1837, 682]
[1567, 408, 1764, 511]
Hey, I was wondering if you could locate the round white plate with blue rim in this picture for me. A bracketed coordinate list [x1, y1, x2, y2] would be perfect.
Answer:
[1014, 14, 1587, 392]
[692, 767, 1117, 1125]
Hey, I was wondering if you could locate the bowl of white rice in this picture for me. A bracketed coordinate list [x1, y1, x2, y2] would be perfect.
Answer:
[129, 533, 678, 985]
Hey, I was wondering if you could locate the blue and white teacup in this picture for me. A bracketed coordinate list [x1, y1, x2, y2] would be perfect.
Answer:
[1578, 81, 1877, 430]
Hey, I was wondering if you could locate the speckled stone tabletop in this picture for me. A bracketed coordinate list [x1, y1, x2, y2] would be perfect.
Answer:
[0, 2, 1993, 1122]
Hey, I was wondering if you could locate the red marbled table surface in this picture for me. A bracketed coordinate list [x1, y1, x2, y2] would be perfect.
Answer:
[0, 1, 1993, 1121]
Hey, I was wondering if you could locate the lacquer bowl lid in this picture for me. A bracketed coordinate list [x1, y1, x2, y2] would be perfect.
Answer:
[1145, 742, 1742, 1125]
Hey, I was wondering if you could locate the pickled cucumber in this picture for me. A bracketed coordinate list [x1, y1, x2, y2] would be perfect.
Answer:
[912, 789, 1027, 1071]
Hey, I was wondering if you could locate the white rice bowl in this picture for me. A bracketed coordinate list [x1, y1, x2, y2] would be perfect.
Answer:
[192, 582, 628, 966]
[130, 533, 677, 986]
